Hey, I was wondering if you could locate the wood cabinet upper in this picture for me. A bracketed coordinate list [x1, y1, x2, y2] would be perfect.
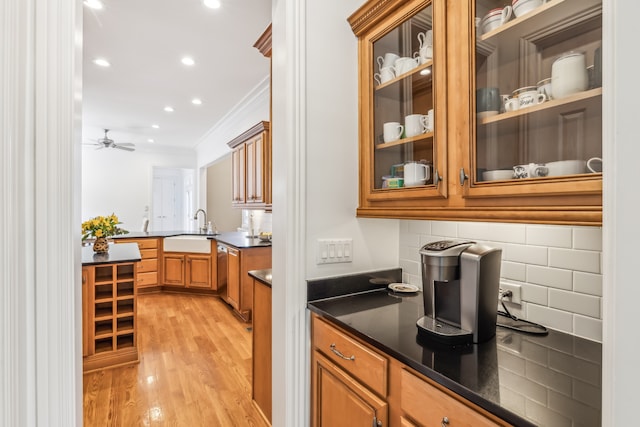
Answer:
[228, 121, 271, 209]
[349, 0, 602, 225]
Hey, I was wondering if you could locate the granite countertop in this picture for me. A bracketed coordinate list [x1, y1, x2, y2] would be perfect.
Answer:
[112, 230, 271, 248]
[249, 269, 272, 287]
[307, 268, 601, 427]
[82, 242, 141, 266]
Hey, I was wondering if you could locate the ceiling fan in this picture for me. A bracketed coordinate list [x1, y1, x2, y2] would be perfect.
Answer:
[84, 129, 135, 152]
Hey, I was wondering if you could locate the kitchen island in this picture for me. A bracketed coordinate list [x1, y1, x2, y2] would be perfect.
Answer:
[307, 269, 601, 427]
[82, 243, 141, 372]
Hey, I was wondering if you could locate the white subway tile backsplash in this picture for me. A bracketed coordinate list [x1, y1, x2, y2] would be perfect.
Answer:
[399, 259, 421, 277]
[573, 315, 603, 342]
[549, 248, 601, 274]
[501, 261, 526, 281]
[526, 225, 572, 248]
[525, 360, 572, 396]
[407, 220, 431, 235]
[573, 226, 603, 251]
[520, 283, 549, 306]
[526, 265, 572, 290]
[503, 244, 548, 266]
[549, 289, 600, 318]
[573, 272, 602, 297]
[398, 220, 603, 342]
[431, 220, 458, 237]
[527, 304, 573, 334]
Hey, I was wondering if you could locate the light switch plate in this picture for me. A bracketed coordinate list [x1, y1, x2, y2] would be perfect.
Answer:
[317, 238, 353, 264]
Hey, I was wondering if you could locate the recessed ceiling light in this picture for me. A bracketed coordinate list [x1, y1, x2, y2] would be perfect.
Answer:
[151, 124, 160, 129]
[93, 58, 110, 67]
[147, 139, 155, 143]
[164, 106, 174, 113]
[203, 0, 221, 9]
[84, 0, 104, 10]
[191, 98, 202, 105]
[181, 56, 195, 66]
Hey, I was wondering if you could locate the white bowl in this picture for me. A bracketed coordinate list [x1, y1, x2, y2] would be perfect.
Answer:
[546, 160, 586, 176]
[512, 0, 544, 17]
[482, 169, 514, 181]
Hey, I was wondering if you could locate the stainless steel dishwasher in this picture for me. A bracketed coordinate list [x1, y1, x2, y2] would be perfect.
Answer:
[216, 243, 228, 293]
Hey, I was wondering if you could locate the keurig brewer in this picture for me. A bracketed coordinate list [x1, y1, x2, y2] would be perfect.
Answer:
[416, 240, 502, 344]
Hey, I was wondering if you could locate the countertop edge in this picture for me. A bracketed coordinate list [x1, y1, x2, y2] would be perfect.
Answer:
[307, 302, 535, 427]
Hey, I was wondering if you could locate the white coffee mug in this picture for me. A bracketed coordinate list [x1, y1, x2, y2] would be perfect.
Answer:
[383, 122, 404, 143]
[374, 66, 395, 85]
[377, 53, 399, 71]
[425, 109, 434, 132]
[394, 57, 419, 75]
[504, 97, 519, 112]
[516, 88, 547, 108]
[405, 114, 428, 137]
[404, 161, 430, 185]
[417, 30, 433, 50]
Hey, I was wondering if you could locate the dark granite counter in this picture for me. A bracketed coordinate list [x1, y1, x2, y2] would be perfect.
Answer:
[81, 242, 141, 266]
[249, 269, 272, 287]
[307, 269, 601, 427]
[112, 230, 271, 248]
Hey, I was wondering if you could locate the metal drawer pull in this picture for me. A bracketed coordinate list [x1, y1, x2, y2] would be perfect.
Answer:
[329, 343, 355, 361]
[441, 416, 449, 426]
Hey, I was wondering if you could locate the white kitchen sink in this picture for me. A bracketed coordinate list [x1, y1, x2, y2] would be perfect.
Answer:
[163, 235, 211, 254]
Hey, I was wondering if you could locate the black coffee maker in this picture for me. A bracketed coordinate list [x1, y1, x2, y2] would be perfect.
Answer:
[416, 240, 502, 344]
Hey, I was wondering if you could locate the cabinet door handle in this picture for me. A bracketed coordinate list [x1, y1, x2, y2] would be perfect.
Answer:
[434, 169, 442, 187]
[441, 416, 450, 426]
[459, 168, 469, 186]
[329, 343, 355, 361]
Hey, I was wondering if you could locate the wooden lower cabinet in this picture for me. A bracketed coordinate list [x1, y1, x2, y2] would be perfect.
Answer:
[312, 351, 388, 427]
[252, 278, 272, 424]
[162, 252, 213, 289]
[82, 263, 138, 373]
[115, 238, 160, 289]
[223, 245, 271, 321]
[311, 313, 511, 427]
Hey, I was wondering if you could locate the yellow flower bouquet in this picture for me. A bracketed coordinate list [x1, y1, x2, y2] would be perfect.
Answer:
[81, 213, 129, 241]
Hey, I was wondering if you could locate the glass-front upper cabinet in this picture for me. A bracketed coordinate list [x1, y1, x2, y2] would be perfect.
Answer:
[470, 0, 602, 195]
[350, 0, 448, 206]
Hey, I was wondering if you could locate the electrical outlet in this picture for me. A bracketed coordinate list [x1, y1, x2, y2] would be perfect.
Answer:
[317, 239, 353, 264]
[500, 282, 522, 305]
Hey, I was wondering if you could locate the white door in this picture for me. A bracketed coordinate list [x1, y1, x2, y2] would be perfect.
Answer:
[152, 175, 181, 230]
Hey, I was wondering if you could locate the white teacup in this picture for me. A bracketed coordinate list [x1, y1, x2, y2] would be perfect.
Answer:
[504, 97, 519, 112]
[587, 157, 602, 173]
[425, 109, 434, 132]
[405, 114, 428, 138]
[513, 163, 548, 179]
[404, 161, 430, 186]
[481, 6, 512, 34]
[394, 57, 419, 75]
[383, 122, 404, 143]
[377, 53, 399, 71]
[417, 30, 432, 50]
[514, 86, 546, 108]
[374, 66, 395, 85]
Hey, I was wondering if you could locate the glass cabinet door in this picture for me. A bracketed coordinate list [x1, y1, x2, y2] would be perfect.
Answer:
[472, 0, 602, 189]
[366, 2, 445, 199]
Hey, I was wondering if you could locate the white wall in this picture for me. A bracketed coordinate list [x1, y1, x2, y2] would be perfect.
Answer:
[304, 0, 400, 279]
[81, 146, 196, 231]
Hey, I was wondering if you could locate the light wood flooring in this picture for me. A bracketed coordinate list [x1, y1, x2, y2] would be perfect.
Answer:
[83, 292, 270, 427]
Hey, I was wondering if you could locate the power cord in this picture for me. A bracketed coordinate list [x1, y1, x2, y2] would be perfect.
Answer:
[497, 289, 548, 335]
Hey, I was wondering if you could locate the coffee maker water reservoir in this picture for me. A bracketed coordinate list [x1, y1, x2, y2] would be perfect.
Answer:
[417, 240, 502, 344]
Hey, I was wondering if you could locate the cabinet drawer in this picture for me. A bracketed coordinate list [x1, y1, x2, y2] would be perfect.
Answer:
[135, 239, 158, 249]
[140, 249, 157, 259]
[138, 259, 157, 273]
[312, 316, 387, 397]
[137, 271, 157, 287]
[401, 368, 504, 427]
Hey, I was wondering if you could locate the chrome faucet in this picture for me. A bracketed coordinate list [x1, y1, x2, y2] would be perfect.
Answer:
[193, 209, 207, 233]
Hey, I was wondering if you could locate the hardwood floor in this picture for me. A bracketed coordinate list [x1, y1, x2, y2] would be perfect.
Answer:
[83, 292, 269, 427]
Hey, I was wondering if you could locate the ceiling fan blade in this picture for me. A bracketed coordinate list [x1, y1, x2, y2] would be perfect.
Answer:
[113, 144, 135, 152]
